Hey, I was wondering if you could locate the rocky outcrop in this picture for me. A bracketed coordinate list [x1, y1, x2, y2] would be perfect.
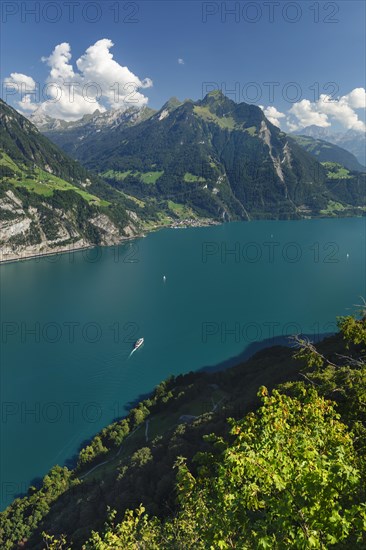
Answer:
[259, 120, 285, 183]
[89, 214, 122, 245]
[0, 190, 139, 263]
[0, 237, 91, 263]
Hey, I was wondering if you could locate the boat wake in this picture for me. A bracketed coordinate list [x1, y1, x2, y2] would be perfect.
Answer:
[128, 349, 136, 359]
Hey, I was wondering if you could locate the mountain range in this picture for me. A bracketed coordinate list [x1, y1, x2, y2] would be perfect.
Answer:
[293, 124, 366, 166]
[30, 104, 156, 140]
[40, 91, 365, 221]
[289, 134, 365, 172]
[1, 93, 365, 262]
[34, 102, 366, 171]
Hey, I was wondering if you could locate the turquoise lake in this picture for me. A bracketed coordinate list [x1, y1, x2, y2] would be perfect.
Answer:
[1, 217, 365, 509]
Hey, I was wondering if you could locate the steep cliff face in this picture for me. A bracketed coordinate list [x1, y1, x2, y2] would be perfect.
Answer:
[0, 186, 139, 262]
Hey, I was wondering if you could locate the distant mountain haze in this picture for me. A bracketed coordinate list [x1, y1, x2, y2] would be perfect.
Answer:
[289, 134, 365, 172]
[293, 124, 366, 166]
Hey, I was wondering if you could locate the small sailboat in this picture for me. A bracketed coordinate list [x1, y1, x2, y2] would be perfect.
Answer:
[163, 275, 166, 283]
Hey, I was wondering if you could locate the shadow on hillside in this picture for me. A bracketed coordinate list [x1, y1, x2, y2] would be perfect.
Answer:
[10, 330, 335, 504]
[197, 331, 335, 374]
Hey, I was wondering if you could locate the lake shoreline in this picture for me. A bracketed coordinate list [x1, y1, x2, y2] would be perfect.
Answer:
[1, 216, 364, 511]
[0, 217, 220, 265]
[1, 212, 363, 265]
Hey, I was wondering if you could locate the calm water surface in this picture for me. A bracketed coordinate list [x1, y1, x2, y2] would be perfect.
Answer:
[0, 217, 365, 509]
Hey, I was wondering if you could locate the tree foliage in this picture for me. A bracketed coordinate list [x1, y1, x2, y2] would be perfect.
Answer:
[77, 313, 366, 549]
[79, 386, 365, 549]
[2, 313, 366, 549]
[0, 466, 75, 549]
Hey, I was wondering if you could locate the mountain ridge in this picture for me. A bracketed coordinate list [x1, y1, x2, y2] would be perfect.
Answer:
[41, 92, 365, 221]
[4, 93, 364, 263]
[36, 99, 366, 167]
[289, 133, 365, 172]
[293, 124, 366, 165]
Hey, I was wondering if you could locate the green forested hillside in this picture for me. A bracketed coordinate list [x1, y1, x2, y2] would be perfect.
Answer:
[322, 163, 366, 215]
[43, 92, 366, 221]
[1, 311, 365, 549]
[0, 99, 218, 263]
[0, 99, 142, 260]
[293, 125, 366, 167]
[289, 134, 366, 172]
[52, 92, 330, 220]
[0, 98, 94, 187]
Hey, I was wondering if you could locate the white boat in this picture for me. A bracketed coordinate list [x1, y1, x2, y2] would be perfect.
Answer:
[134, 337, 144, 350]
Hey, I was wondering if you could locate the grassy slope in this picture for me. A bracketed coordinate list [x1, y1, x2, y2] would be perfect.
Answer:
[322, 161, 353, 179]
[0, 152, 109, 206]
[193, 105, 237, 130]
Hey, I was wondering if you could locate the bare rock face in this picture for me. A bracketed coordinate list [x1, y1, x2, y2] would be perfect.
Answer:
[0, 191, 30, 241]
[123, 224, 137, 238]
[90, 214, 122, 245]
[0, 97, 141, 261]
[0, 238, 91, 263]
[0, 190, 140, 262]
[0, 217, 32, 240]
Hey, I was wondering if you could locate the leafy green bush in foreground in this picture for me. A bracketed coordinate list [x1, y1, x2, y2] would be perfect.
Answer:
[82, 387, 365, 549]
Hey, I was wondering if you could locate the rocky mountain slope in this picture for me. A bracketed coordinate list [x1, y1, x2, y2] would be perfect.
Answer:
[42, 92, 365, 221]
[0, 99, 140, 262]
[36, 105, 156, 156]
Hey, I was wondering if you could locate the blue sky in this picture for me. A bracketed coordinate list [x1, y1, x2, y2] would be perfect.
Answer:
[1, 1, 365, 131]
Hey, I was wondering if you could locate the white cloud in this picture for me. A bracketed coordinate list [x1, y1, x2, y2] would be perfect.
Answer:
[4, 72, 36, 92]
[287, 88, 366, 132]
[261, 105, 286, 128]
[318, 93, 365, 132]
[344, 87, 366, 109]
[42, 42, 75, 82]
[178, 58, 185, 65]
[18, 94, 38, 112]
[287, 99, 330, 130]
[6, 39, 153, 121]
